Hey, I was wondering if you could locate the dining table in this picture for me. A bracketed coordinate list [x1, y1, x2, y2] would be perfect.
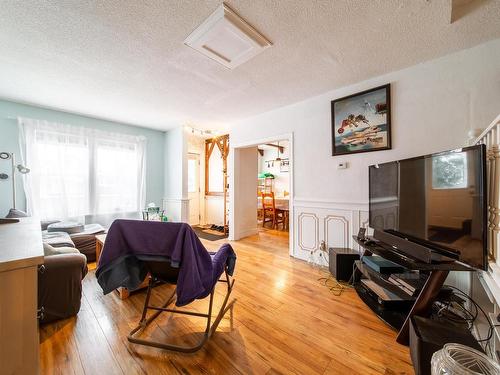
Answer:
[257, 195, 289, 210]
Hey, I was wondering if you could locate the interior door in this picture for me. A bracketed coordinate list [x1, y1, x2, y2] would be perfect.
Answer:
[188, 153, 200, 225]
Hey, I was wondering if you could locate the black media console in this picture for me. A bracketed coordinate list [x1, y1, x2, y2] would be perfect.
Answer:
[352, 235, 474, 345]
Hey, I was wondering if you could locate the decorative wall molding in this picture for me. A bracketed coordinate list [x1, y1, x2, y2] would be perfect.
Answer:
[297, 212, 319, 252]
[324, 214, 350, 248]
[163, 197, 190, 222]
[293, 200, 366, 265]
[163, 197, 190, 203]
[360, 211, 370, 229]
[294, 197, 368, 211]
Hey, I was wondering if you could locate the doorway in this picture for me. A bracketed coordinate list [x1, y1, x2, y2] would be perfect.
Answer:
[188, 153, 200, 225]
[229, 133, 294, 257]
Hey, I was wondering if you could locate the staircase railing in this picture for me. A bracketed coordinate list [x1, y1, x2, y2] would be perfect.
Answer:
[474, 114, 500, 263]
[473, 114, 500, 304]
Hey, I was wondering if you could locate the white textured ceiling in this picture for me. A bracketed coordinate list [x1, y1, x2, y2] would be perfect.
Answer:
[0, 1, 499, 131]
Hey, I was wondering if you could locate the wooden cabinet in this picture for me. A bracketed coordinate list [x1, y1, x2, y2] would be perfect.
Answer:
[0, 218, 44, 375]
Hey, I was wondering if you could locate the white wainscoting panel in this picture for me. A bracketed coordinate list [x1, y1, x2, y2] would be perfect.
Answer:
[297, 212, 319, 252]
[294, 199, 368, 266]
[163, 198, 189, 222]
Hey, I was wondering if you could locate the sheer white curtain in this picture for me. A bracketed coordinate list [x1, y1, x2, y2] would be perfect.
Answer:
[18, 118, 146, 221]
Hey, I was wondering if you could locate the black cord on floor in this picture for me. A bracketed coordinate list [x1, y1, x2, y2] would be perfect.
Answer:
[443, 284, 499, 355]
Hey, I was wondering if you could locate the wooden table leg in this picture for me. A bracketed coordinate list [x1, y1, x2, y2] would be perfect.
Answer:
[95, 242, 102, 265]
[396, 270, 449, 345]
[117, 287, 130, 299]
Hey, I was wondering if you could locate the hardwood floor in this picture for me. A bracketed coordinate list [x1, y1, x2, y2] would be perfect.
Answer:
[39, 229, 414, 375]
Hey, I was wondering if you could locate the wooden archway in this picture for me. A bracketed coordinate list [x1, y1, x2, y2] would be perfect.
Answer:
[205, 134, 229, 234]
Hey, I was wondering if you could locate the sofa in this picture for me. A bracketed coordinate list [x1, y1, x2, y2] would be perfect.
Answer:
[44, 222, 106, 262]
[6, 211, 90, 324]
[38, 249, 88, 324]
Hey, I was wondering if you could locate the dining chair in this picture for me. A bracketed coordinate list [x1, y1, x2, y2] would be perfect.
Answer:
[261, 192, 286, 229]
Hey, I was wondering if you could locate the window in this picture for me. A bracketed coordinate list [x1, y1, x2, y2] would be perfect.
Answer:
[208, 145, 224, 193]
[95, 139, 142, 214]
[19, 118, 146, 220]
[35, 135, 90, 218]
[432, 152, 468, 189]
[188, 158, 197, 193]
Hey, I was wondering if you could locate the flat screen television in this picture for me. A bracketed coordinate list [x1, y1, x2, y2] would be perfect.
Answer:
[369, 144, 487, 270]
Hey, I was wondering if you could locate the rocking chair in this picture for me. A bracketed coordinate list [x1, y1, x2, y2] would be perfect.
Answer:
[127, 258, 235, 353]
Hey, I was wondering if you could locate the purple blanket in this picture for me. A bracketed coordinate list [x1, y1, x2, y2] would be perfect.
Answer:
[96, 219, 236, 306]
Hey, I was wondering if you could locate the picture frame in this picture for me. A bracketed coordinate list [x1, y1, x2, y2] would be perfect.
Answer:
[331, 84, 391, 156]
[280, 159, 290, 173]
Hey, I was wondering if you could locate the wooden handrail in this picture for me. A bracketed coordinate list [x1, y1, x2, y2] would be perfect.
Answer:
[474, 113, 500, 145]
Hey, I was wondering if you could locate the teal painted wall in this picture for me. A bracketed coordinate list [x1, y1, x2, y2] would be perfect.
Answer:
[0, 99, 165, 217]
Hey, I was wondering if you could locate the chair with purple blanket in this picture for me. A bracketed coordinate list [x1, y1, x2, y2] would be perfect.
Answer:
[96, 219, 236, 353]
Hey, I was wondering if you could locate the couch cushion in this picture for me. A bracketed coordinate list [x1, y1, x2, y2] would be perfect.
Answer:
[43, 243, 81, 257]
[41, 220, 61, 231]
[47, 221, 84, 234]
[42, 231, 75, 248]
[69, 224, 106, 262]
[71, 223, 105, 236]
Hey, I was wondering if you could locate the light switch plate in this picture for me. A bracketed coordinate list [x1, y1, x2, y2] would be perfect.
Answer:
[337, 162, 348, 169]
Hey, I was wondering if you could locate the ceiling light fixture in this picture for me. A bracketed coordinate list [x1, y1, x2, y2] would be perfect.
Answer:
[184, 2, 272, 69]
[275, 141, 282, 163]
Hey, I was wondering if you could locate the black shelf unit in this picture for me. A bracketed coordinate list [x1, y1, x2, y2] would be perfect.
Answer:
[354, 260, 418, 301]
[352, 235, 474, 345]
[354, 283, 409, 330]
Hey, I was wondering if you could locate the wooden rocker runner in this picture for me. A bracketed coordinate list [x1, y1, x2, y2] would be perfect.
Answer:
[127, 259, 235, 353]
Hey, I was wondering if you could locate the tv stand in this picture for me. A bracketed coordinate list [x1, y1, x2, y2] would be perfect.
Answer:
[353, 236, 473, 345]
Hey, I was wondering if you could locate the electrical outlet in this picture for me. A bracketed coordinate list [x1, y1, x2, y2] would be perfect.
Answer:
[320, 240, 326, 251]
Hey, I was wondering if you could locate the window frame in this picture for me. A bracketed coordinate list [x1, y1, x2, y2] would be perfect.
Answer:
[204, 135, 229, 196]
[431, 152, 468, 190]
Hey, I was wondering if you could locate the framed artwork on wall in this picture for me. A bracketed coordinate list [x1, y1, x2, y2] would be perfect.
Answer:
[331, 84, 391, 156]
[280, 159, 289, 173]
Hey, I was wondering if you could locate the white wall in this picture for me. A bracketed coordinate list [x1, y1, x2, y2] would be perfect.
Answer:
[230, 146, 258, 239]
[163, 126, 188, 222]
[230, 38, 500, 263]
[205, 195, 224, 226]
[187, 133, 206, 224]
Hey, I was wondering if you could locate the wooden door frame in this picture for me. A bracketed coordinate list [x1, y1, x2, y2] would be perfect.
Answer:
[204, 135, 229, 234]
[187, 152, 201, 225]
[229, 132, 294, 257]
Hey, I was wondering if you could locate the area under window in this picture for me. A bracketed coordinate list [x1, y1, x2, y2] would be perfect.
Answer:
[432, 152, 468, 189]
[19, 118, 146, 220]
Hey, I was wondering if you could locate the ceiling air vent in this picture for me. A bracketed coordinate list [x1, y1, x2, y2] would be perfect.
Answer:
[184, 3, 272, 69]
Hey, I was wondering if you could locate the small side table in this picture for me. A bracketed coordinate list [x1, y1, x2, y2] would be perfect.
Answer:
[95, 233, 107, 264]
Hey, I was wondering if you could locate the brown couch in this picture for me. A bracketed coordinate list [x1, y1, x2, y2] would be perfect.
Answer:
[38, 253, 88, 324]
[5, 212, 89, 324]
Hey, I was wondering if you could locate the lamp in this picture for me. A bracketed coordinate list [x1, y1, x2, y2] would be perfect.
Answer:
[0, 152, 30, 210]
[275, 141, 282, 163]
